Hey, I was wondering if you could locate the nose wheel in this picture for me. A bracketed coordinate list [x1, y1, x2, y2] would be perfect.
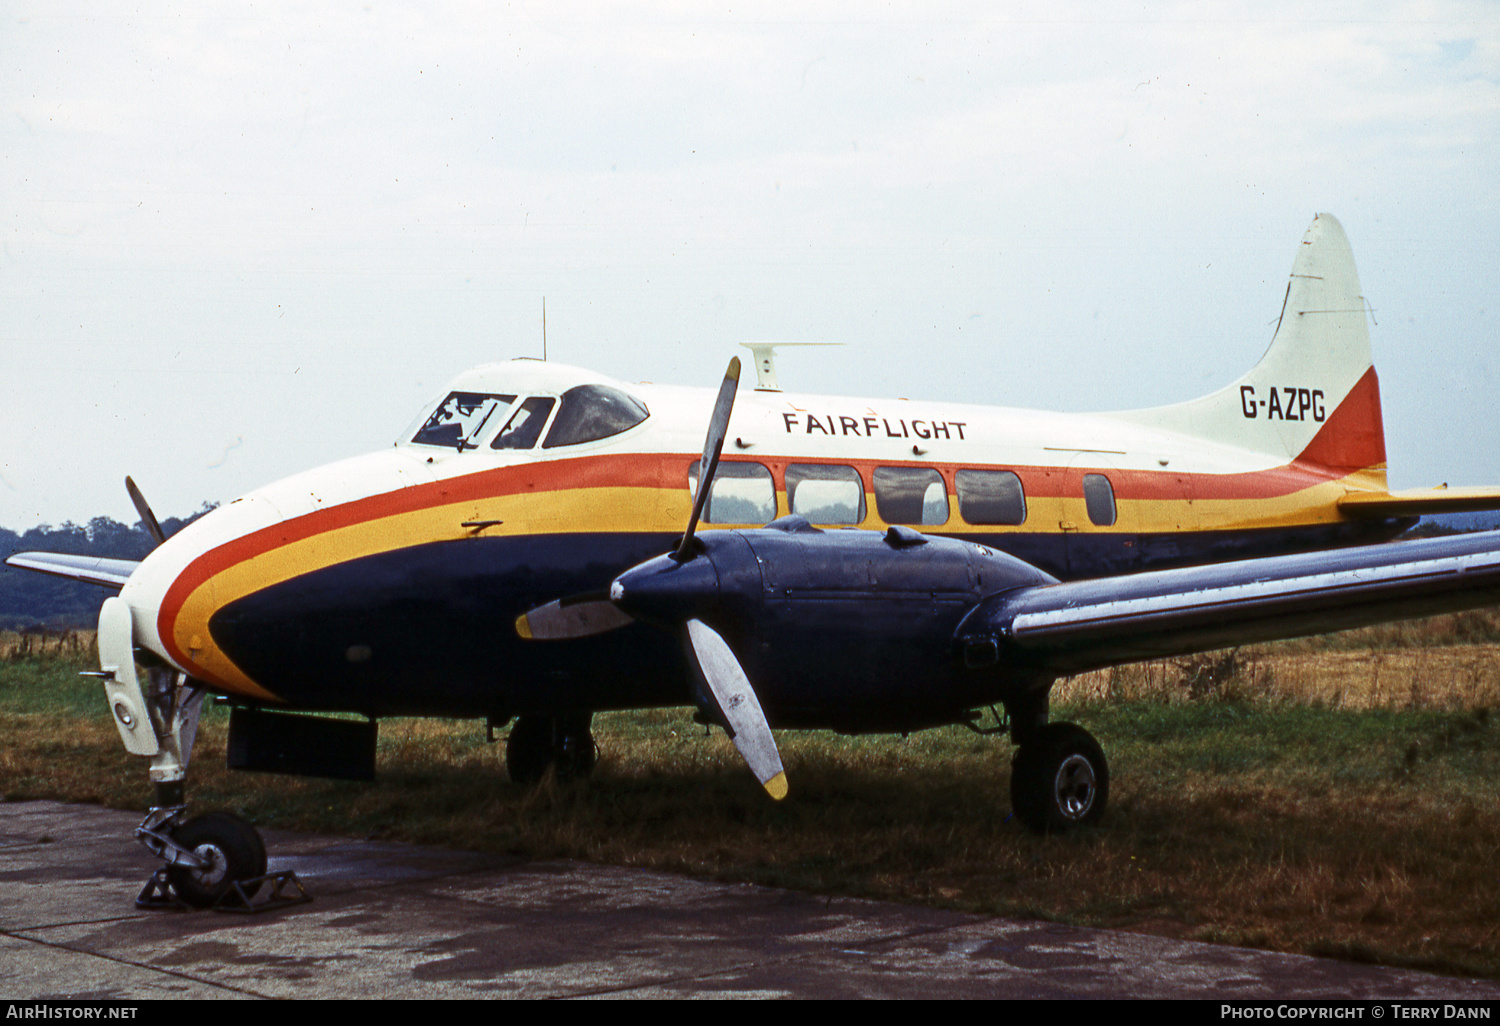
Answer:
[157, 812, 268, 907]
[1010, 722, 1109, 833]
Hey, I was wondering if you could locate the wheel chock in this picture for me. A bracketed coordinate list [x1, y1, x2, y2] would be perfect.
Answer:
[135, 868, 192, 911]
[134, 867, 313, 913]
[212, 870, 313, 914]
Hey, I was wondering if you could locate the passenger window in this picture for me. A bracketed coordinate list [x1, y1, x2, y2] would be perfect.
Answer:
[955, 469, 1027, 526]
[1083, 473, 1117, 526]
[687, 462, 776, 524]
[411, 392, 516, 450]
[786, 464, 865, 525]
[543, 384, 650, 448]
[873, 467, 948, 526]
[491, 397, 556, 450]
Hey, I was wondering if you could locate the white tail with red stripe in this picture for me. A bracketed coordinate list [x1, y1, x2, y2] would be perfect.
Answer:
[1118, 213, 1386, 479]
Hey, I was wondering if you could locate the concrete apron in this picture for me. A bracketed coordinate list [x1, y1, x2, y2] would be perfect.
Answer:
[2, 800, 1498, 1000]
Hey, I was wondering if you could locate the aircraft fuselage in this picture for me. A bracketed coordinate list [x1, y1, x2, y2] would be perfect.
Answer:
[116, 358, 1403, 730]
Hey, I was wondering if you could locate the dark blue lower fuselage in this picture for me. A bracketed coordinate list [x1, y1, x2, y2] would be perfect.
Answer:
[208, 518, 1411, 729]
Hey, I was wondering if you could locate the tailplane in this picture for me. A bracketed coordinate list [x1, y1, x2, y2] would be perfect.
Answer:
[1118, 213, 1386, 479]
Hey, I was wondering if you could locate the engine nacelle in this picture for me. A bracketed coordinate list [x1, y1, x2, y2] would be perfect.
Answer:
[612, 516, 1057, 731]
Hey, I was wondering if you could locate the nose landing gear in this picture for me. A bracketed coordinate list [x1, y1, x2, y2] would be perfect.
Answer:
[135, 807, 281, 910]
[96, 597, 307, 911]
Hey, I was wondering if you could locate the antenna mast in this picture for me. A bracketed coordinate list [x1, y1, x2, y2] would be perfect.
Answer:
[542, 297, 547, 361]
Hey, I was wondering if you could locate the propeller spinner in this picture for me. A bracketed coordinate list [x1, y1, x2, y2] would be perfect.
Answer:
[515, 357, 788, 799]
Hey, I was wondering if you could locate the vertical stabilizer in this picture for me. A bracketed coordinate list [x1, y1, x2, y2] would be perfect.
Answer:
[1117, 214, 1386, 478]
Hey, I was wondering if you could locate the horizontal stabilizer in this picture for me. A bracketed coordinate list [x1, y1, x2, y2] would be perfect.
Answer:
[1338, 486, 1500, 519]
[960, 530, 1500, 674]
[4, 551, 140, 589]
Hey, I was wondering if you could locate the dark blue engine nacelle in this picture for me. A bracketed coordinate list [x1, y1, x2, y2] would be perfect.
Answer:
[611, 516, 1058, 733]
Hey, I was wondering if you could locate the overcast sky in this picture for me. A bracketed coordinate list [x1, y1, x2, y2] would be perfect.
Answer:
[3, 1, 1497, 532]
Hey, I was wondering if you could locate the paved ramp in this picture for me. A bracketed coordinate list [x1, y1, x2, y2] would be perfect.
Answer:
[2, 800, 1497, 1000]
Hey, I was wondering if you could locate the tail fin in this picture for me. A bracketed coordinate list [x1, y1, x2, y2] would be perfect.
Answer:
[1119, 213, 1387, 479]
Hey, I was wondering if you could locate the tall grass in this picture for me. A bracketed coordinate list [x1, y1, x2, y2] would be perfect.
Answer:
[2, 621, 1498, 979]
[1058, 644, 1500, 712]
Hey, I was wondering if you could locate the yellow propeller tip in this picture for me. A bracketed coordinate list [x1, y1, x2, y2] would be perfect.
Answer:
[763, 771, 788, 801]
[514, 614, 533, 640]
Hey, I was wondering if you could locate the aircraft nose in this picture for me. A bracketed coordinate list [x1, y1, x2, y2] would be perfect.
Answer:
[610, 551, 721, 627]
[116, 492, 283, 676]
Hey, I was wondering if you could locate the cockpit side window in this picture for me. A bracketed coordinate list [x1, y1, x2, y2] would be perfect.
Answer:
[411, 392, 516, 449]
[491, 397, 557, 450]
[542, 385, 650, 449]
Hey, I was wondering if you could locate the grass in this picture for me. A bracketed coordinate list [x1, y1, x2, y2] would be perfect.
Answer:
[2, 624, 1499, 980]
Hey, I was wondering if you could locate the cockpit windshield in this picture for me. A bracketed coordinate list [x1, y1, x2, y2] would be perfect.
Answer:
[410, 392, 516, 449]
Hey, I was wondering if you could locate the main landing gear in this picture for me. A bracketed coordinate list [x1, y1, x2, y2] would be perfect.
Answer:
[505, 712, 597, 784]
[1009, 723, 1109, 833]
[1002, 689, 1109, 833]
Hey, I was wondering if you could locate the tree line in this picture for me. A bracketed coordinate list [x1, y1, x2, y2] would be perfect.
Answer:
[0, 506, 216, 630]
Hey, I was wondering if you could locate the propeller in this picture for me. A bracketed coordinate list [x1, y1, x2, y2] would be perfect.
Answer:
[676, 354, 741, 561]
[514, 591, 634, 641]
[683, 618, 787, 799]
[514, 356, 788, 799]
[126, 476, 166, 548]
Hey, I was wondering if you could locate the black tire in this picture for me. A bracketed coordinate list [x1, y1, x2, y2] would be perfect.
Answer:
[506, 715, 553, 784]
[554, 713, 597, 782]
[1010, 722, 1109, 834]
[507, 713, 596, 785]
[165, 812, 267, 908]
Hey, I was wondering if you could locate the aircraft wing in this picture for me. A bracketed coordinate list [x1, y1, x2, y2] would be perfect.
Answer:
[4, 551, 140, 589]
[960, 530, 1500, 675]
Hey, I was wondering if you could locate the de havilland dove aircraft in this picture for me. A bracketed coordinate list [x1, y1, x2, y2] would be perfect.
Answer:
[10, 212, 1500, 908]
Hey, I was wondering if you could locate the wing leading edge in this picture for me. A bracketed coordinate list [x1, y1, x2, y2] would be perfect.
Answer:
[4, 552, 140, 590]
[958, 531, 1500, 675]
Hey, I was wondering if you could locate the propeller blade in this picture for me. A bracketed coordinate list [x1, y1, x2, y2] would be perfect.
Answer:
[125, 476, 166, 548]
[676, 357, 741, 562]
[515, 593, 635, 640]
[685, 618, 787, 800]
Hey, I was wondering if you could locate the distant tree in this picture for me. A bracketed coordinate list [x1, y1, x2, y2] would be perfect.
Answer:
[0, 503, 218, 630]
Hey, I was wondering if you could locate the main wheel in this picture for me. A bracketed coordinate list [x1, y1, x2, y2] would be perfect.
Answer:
[165, 812, 267, 908]
[1010, 722, 1109, 833]
[506, 713, 596, 784]
[553, 713, 597, 782]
